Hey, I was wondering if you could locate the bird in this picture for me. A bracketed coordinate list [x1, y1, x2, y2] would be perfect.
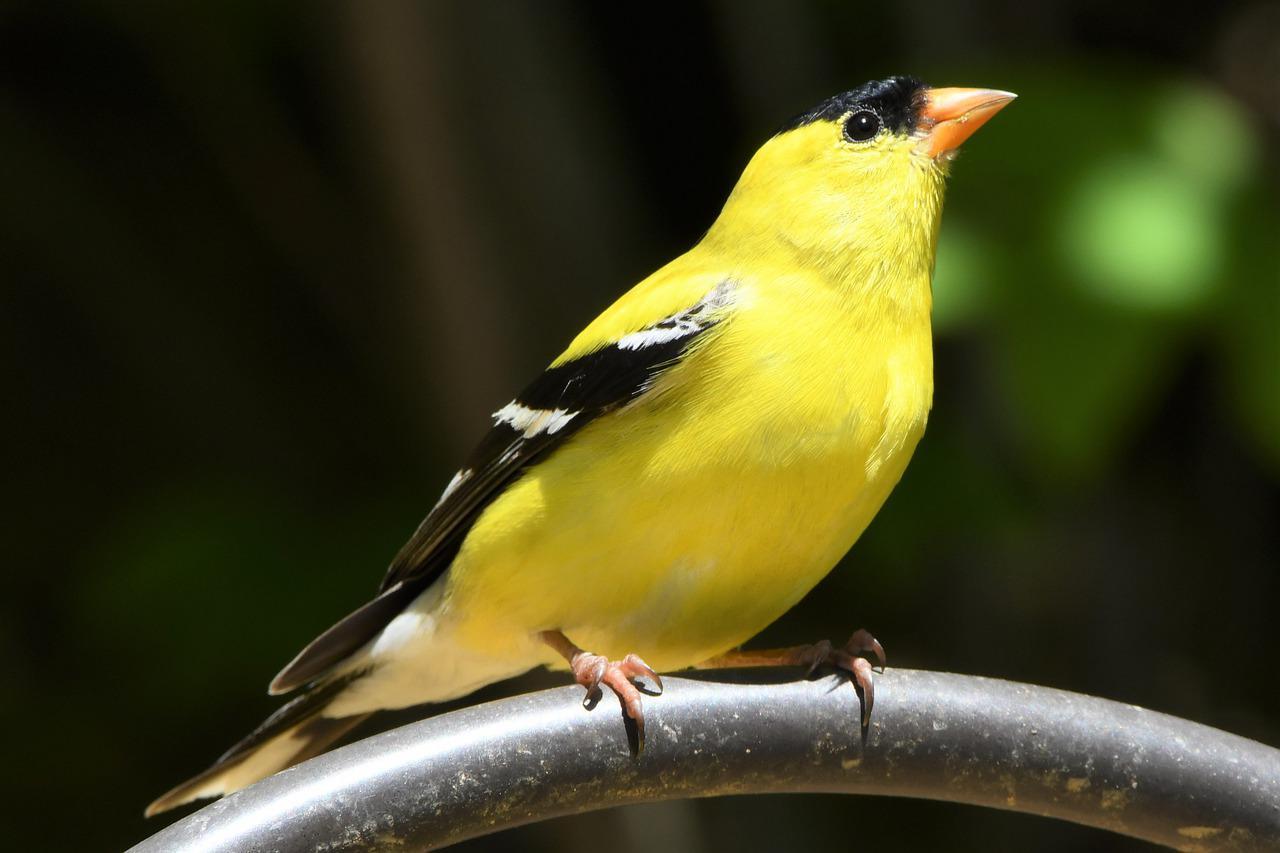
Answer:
[147, 75, 1015, 816]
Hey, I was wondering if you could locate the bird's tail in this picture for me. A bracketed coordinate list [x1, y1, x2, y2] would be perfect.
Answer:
[146, 673, 372, 817]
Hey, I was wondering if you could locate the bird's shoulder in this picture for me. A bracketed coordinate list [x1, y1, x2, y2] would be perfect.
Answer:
[267, 262, 746, 694]
[556, 252, 744, 363]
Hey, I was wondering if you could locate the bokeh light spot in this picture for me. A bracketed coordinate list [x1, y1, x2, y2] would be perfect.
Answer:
[1058, 158, 1221, 312]
[1150, 82, 1258, 193]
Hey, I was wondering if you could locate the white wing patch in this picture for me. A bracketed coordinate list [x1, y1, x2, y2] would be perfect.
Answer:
[616, 317, 706, 351]
[617, 279, 738, 352]
[434, 468, 473, 507]
[493, 401, 579, 438]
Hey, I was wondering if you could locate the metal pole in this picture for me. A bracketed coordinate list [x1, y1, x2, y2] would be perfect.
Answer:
[131, 669, 1280, 852]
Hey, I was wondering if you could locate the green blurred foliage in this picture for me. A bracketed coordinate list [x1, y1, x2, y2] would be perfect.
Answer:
[931, 70, 1279, 482]
[1, 1, 1276, 851]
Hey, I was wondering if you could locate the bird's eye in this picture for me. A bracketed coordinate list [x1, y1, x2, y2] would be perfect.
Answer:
[843, 110, 881, 143]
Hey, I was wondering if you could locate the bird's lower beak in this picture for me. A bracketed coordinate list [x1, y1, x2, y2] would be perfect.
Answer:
[917, 87, 1017, 158]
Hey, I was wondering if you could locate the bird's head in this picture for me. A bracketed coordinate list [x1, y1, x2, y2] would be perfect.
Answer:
[706, 76, 1015, 289]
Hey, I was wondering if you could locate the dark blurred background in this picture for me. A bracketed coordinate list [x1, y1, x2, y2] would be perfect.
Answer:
[3, 1, 1277, 850]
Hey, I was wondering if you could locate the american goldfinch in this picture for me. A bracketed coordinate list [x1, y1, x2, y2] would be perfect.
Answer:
[148, 76, 1015, 816]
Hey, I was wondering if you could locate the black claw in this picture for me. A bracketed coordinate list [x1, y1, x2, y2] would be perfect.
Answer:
[830, 648, 878, 728]
[859, 671, 875, 727]
[623, 653, 664, 694]
[847, 629, 887, 672]
[870, 639, 886, 672]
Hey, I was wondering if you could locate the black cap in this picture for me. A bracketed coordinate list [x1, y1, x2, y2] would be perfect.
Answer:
[777, 76, 929, 136]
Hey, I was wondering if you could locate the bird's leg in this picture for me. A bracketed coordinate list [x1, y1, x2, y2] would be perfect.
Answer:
[696, 629, 886, 726]
[539, 630, 663, 750]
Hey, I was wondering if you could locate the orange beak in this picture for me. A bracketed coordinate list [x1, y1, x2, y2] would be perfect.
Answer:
[917, 87, 1017, 158]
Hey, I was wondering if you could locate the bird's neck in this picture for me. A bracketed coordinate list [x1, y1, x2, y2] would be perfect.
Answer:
[701, 190, 943, 321]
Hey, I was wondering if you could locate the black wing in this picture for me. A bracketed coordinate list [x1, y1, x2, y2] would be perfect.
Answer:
[269, 282, 735, 694]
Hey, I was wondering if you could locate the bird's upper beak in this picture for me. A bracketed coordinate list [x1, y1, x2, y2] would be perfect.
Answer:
[917, 87, 1017, 158]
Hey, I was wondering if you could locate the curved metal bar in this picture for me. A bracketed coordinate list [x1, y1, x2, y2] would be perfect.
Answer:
[132, 669, 1280, 852]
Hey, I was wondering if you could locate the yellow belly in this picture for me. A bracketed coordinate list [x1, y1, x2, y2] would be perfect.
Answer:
[439, 283, 933, 672]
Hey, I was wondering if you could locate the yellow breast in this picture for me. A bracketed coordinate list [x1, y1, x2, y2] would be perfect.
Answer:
[442, 263, 933, 671]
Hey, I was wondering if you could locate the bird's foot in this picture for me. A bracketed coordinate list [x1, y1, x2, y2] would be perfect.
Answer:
[817, 629, 885, 727]
[540, 630, 663, 751]
[571, 652, 663, 745]
[699, 628, 886, 727]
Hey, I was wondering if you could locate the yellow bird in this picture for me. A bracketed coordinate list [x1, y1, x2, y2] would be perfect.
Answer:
[148, 76, 1015, 816]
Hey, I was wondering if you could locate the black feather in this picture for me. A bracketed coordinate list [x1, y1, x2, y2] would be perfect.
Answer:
[377, 307, 723, 595]
[145, 670, 371, 815]
[268, 583, 422, 694]
[776, 75, 928, 136]
[268, 283, 734, 693]
[224, 669, 368, 763]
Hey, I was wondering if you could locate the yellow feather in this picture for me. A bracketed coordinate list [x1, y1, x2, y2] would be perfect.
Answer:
[149, 80, 1022, 815]
[436, 120, 948, 672]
